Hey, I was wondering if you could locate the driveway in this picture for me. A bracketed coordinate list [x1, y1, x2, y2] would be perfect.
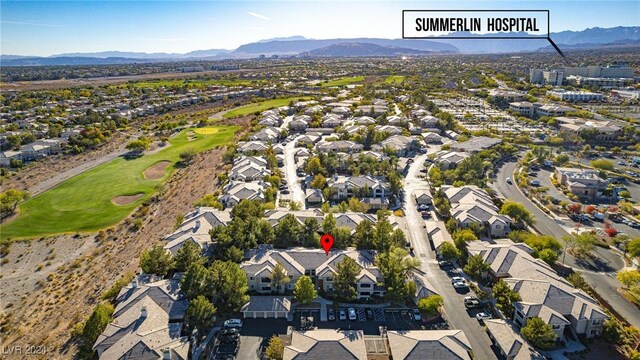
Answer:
[493, 158, 640, 328]
[402, 146, 498, 360]
[236, 318, 289, 360]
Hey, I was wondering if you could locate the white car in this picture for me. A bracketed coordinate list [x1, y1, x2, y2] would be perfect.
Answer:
[412, 308, 422, 321]
[339, 309, 347, 321]
[453, 281, 468, 289]
[224, 319, 243, 328]
[450, 276, 465, 284]
[348, 308, 357, 321]
[476, 312, 492, 323]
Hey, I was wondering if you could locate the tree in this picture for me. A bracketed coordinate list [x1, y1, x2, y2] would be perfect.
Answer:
[617, 270, 640, 289]
[464, 254, 490, 281]
[208, 260, 250, 314]
[376, 246, 420, 303]
[293, 275, 317, 304]
[590, 159, 614, 171]
[179, 148, 197, 164]
[265, 335, 284, 360]
[125, 139, 149, 152]
[538, 248, 559, 266]
[333, 226, 353, 249]
[185, 295, 217, 336]
[373, 213, 395, 251]
[310, 174, 327, 189]
[628, 238, 640, 258]
[492, 279, 521, 316]
[439, 242, 461, 260]
[453, 229, 478, 251]
[333, 257, 360, 301]
[353, 220, 375, 249]
[76, 303, 114, 358]
[0, 188, 30, 216]
[289, 201, 301, 211]
[274, 214, 302, 248]
[140, 245, 175, 276]
[302, 218, 320, 247]
[175, 241, 204, 272]
[521, 317, 557, 349]
[500, 200, 535, 226]
[270, 263, 291, 293]
[322, 213, 336, 235]
[181, 263, 212, 300]
[417, 295, 444, 316]
[567, 272, 589, 291]
[563, 232, 596, 258]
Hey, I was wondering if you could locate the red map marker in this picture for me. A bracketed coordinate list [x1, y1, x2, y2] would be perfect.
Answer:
[320, 234, 334, 255]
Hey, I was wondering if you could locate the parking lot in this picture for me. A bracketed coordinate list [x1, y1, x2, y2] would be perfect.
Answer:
[292, 307, 426, 335]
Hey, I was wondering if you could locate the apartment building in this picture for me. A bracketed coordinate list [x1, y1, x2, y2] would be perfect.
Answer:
[443, 185, 512, 238]
[548, 89, 603, 102]
[241, 248, 385, 300]
[555, 167, 608, 198]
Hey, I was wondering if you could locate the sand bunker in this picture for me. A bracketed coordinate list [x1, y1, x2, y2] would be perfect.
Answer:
[143, 161, 171, 180]
[112, 193, 144, 206]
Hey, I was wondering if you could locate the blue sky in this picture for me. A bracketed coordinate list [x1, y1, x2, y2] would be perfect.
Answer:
[1, 1, 639, 56]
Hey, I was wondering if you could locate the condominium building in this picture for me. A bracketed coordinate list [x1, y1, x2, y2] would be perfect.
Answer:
[547, 89, 603, 102]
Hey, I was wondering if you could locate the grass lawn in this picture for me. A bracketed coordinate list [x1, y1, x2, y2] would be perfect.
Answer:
[320, 76, 365, 87]
[222, 97, 311, 119]
[384, 75, 405, 85]
[1, 126, 239, 241]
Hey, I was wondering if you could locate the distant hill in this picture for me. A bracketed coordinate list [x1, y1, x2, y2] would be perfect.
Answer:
[3, 26, 639, 66]
[233, 38, 458, 55]
[305, 42, 446, 57]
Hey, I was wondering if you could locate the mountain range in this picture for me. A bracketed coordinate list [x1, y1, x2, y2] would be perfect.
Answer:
[2, 26, 639, 66]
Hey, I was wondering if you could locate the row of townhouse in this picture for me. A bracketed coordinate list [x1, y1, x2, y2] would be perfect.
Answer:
[443, 185, 513, 238]
[326, 175, 390, 210]
[467, 240, 609, 340]
[93, 275, 190, 359]
[282, 328, 473, 360]
[241, 248, 386, 299]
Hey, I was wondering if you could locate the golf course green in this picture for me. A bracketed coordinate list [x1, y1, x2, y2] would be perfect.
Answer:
[0, 125, 239, 241]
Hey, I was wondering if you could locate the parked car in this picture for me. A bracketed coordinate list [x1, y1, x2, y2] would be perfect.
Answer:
[506, 177, 512, 185]
[475, 312, 492, 323]
[451, 276, 465, 284]
[281, 188, 291, 194]
[348, 308, 357, 321]
[529, 180, 541, 187]
[464, 296, 481, 309]
[438, 260, 453, 269]
[339, 309, 347, 321]
[328, 308, 336, 321]
[412, 308, 422, 321]
[421, 211, 431, 219]
[224, 319, 243, 328]
[417, 204, 429, 211]
[453, 281, 468, 290]
[366, 308, 374, 320]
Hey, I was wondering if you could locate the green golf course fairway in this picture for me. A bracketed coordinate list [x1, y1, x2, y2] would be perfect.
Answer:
[1, 126, 239, 241]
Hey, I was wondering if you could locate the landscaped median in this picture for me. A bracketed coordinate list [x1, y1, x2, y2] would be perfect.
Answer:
[0, 125, 239, 241]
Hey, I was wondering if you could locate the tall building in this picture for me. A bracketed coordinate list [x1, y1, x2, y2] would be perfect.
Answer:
[543, 70, 564, 86]
[529, 68, 543, 84]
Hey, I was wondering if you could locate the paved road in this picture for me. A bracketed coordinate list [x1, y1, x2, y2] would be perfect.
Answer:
[492, 159, 640, 328]
[403, 149, 498, 360]
[280, 117, 306, 207]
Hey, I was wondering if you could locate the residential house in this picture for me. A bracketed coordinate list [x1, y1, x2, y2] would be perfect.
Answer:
[426, 221, 454, 253]
[450, 136, 502, 153]
[93, 276, 189, 360]
[316, 140, 363, 154]
[238, 141, 269, 154]
[423, 132, 445, 144]
[322, 114, 343, 128]
[372, 135, 423, 156]
[444, 185, 512, 238]
[219, 181, 266, 207]
[327, 175, 390, 203]
[289, 115, 312, 132]
[250, 126, 281, 142]
[351, 116, 376, 125]
[305, 188, 324, 204]
[230, 156, 271, 182]
[386, 330, 473, 360]
[484, 319, 545, 360]
[436, 151, 470, 169]
[264, 209, 324, 227]
[283, 329, 367, 360]
[164, 208, 231, 255]
[375, 125, 403, 136]
[414, 189, 433, 205]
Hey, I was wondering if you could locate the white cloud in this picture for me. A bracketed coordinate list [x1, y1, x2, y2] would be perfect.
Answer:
[246, 11, 270, 21]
